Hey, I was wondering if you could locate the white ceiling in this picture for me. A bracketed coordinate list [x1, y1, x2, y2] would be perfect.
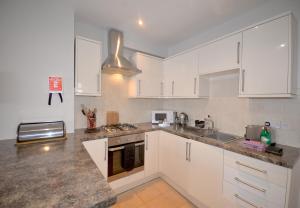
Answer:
[74, 0, 269, 48]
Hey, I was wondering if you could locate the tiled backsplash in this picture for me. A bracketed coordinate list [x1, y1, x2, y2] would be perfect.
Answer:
[163, 75, 300, 147]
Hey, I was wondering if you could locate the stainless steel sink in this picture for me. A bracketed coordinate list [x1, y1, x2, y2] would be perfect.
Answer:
[181, 126, 237, 143]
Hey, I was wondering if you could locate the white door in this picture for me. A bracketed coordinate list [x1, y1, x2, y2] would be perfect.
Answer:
[163, 59, 176, 97]
[172, 50, 199, 97]
[240, 15, 290, 96]
[198, 33, 241, 75]
[83, 138, 108, 178]
[129, 53, 163, 97]
[75, 36, 102, 96]
[188, 140, 223, 208]
[145, 131, 159, 177]
[159, 131, 189, 189]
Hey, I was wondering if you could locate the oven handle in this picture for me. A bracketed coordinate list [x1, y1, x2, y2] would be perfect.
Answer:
[108, 142, 144, 152]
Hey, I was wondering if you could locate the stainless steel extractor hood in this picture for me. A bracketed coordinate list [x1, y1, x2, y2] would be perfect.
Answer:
[102, 29, 142, 76]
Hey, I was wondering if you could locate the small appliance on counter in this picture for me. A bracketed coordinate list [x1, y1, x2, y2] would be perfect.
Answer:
[243, 122, 283, 156]
[152, 110, 175, 124]
[17, 121, 66, 144]
[179, 112, 189, 126]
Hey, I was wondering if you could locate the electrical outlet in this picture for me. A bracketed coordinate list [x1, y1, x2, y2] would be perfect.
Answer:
[270, 121, 281, 129]
[280, 121, 289, 129]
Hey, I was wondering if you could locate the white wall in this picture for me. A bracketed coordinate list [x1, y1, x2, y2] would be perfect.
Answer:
[0, 0, 75, 139]
[74, 21, 162, 128]
[164, 0, 300, 147]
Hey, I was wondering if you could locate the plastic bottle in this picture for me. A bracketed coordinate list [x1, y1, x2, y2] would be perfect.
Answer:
[260, 124, 271, 146]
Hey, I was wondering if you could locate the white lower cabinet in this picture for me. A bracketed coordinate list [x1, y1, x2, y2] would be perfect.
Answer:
[82, 138, 108, 178]
[145, 131, 159, 177]
[188, 140, 224, 208]
[223, 150, 289, 208]
[159, 131, 223, 208]
[159, 131, 189, 189]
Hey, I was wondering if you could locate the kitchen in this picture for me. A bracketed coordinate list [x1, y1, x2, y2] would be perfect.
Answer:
[1, 0, 300, 208]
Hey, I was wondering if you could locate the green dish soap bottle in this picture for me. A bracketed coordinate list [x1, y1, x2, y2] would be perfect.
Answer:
[260, 122, 271, 146]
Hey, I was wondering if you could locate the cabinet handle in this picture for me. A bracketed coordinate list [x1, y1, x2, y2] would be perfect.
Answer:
[241, 69, 245, 92]
[104, 141, 107, 161]
[172, 81, 174, 96]
[145, 135, 148, 150]
[188, 142, 191, 162]
[138, 80, 141, 96]
[234, 177, 266, 193]
[193, 78, 197, 95]
[97, 73, 100, 93]
[236, 161, 267, 174]
[234, 194, 262, 208]
[237, 42, 241, 64]
[186, 142, 189, 161]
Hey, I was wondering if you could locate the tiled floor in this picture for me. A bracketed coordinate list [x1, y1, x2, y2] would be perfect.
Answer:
[112, 179, 196, 208]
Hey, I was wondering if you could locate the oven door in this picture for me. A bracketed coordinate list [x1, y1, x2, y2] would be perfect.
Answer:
[108, 141, 144, 182]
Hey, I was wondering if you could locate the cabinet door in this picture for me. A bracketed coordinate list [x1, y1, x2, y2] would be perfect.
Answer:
[129, 53, 163, 97]
[172, 50, 199, 97]
[163, 51, 198, 97]
[188, 140, 223, 208]
[83, 138, 108, 178]
[75, 36, 102, 96]
[159, 131, 189, 189]
[145, 131, 159, 177]
[240, 15, 290, 96]
[163, 59, 176, 97]
[198, 33, 241, 75]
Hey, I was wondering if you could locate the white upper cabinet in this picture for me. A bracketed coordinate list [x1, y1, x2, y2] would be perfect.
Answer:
[129, 53, 163, 98]
[240, 14, 295, 97]
[198, 33, 242, 75]
[75, 36, 102, 96]
[163, 50, 202, 98]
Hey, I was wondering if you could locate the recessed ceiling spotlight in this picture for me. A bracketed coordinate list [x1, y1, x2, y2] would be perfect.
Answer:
[138, 19, 144, 26]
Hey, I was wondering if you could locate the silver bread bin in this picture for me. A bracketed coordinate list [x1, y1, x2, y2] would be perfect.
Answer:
[17, 121, 65, 143]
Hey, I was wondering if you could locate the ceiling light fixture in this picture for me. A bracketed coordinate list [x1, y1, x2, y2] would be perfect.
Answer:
[138, 19, 144, 26]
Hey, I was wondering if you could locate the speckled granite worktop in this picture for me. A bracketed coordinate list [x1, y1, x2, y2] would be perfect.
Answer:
[1, 122, 299, 208]
[0, 133, 117, 208]
[133, 123, 299, 168]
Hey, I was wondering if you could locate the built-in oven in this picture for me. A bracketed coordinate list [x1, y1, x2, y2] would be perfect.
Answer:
[108, 133, 145, 182]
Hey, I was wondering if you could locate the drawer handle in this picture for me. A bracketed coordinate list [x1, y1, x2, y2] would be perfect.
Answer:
[236, 161, 267, 174]
[235, 177, 266, 193]
[234, 194, 262, 208]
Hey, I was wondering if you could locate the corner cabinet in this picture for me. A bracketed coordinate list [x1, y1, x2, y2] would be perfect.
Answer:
[75, 36, 102, 96]
[239, 14, 296, 97]
[128, 53, 163, 98]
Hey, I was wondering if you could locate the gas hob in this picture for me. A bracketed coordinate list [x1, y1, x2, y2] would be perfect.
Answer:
[100, 123, 137, 133]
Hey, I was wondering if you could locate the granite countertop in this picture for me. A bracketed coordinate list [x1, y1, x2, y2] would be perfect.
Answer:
[133, 123, 300, 169]
[0, 122, 299, 208]
[0, 133, 117, 208]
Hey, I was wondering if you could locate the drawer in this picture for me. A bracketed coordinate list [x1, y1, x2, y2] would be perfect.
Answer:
[223, 180, 284, 208]
[224, 165, 286, 207]
[224, 150, 288, 187]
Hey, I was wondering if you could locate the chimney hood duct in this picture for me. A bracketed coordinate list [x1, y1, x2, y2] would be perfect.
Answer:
[102, 29, 142, 76]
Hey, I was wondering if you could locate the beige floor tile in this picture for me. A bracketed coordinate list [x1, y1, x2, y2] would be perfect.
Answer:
[135, 185, 161, 202]
[152, 179, 173, 193]
[145, 195, 178, 208]
[117, 193, 144, 208]
[163, 189, 189, 206]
